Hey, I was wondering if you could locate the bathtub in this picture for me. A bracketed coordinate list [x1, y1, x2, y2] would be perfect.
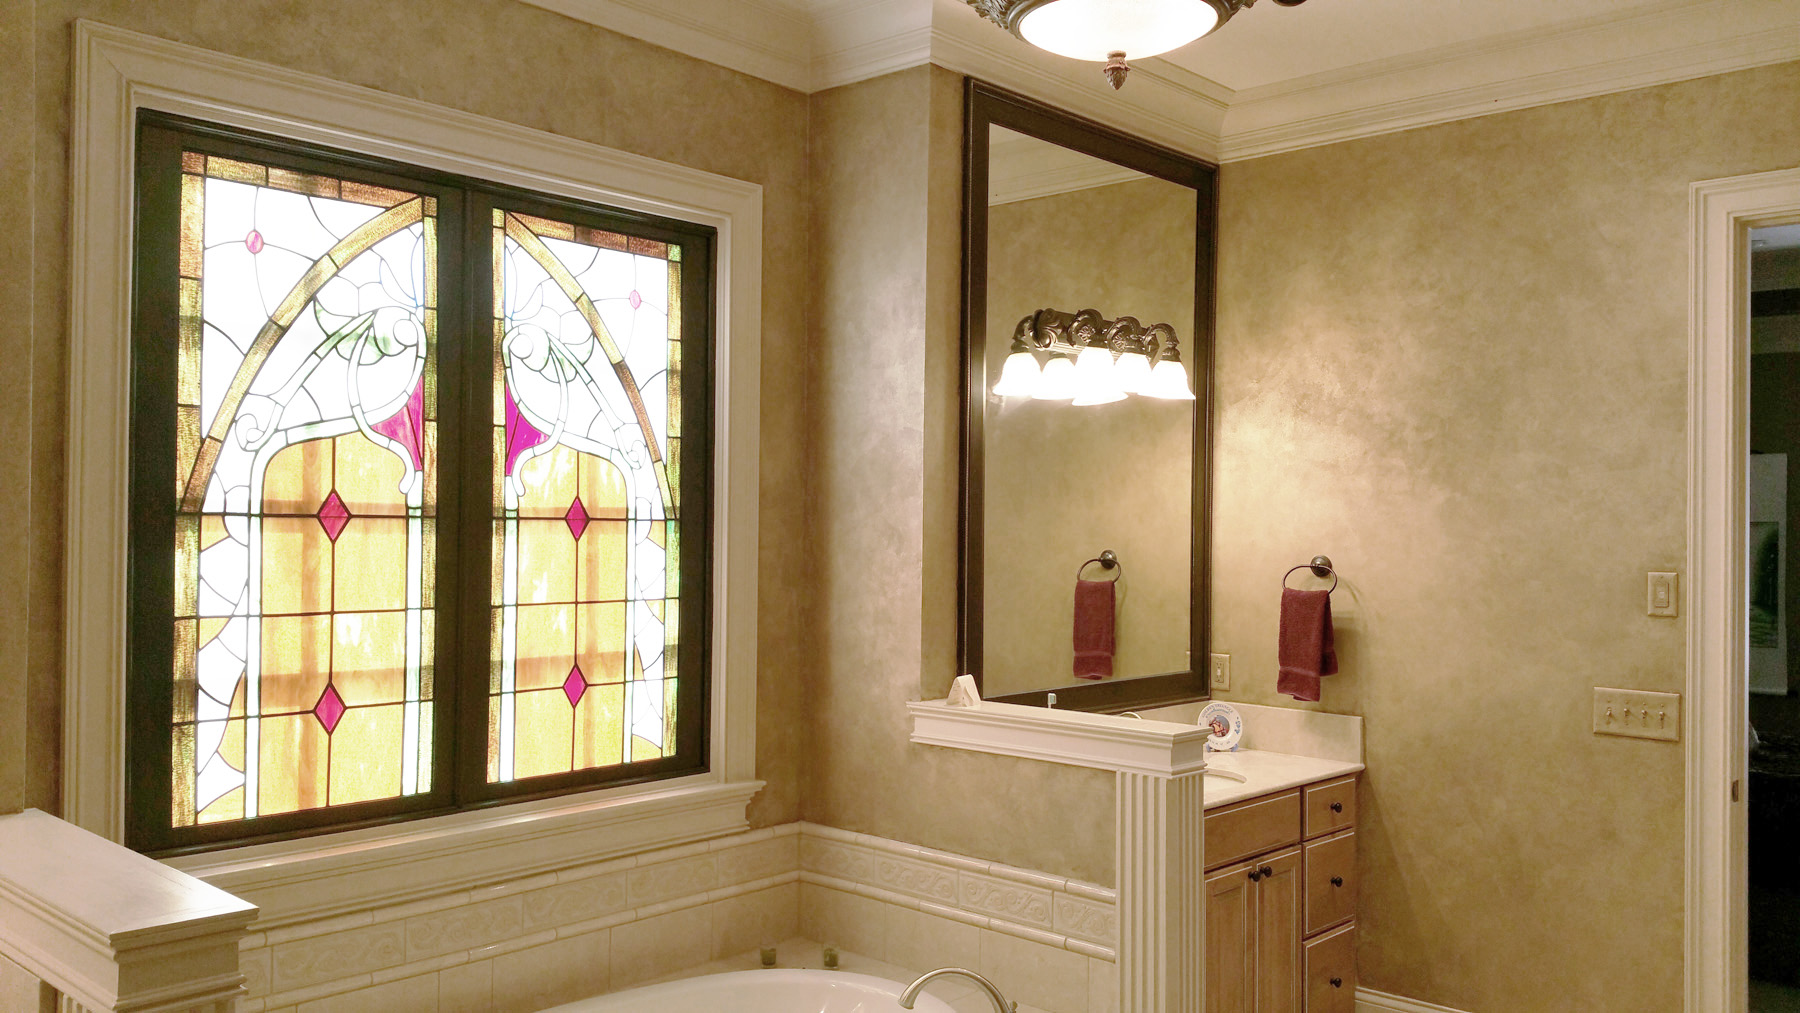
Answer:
[539, 968, 958, 1012]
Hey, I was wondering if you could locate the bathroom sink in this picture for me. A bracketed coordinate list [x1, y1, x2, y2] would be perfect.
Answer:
[1203, 768, 1249, 783]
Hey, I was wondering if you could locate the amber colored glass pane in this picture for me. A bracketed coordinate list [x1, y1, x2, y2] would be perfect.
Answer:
[173, 620, 198, 723]
[259, 615, 331, 714]
[327, 704, 404, 805]
[331, 611, 407, 705]
[263, 441, 335, 515]
[197, 786, 245, 825]
[171, 724, 196, 827]
[517, 519, 577, 604]
[581, 458, 630, 521]
[333, 517, 408, 613]
[258, 714, 328, 815]
[260, 517, 334, 615]
[664, 678, 678, 747]
[486, 700, 501, 783]
[572, 682, 624, 770]
[514, 604, 574, 690]
[334, 433, 409, 517]
[630, 734, 662, 763]
[574, 602, 627, 684]
[516, 446, 577, 517]
[575, 521, 628, 603]
[511, 689, 576, 780]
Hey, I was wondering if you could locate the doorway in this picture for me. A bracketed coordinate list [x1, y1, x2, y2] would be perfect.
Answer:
[1749, 224, 1800, 1012]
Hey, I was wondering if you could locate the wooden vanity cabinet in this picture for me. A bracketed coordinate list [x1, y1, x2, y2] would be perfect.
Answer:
[1203, 775, 1358, 1013]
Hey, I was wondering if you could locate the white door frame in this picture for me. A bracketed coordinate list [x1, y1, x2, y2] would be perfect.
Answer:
[1687, 168, 1800, 1013]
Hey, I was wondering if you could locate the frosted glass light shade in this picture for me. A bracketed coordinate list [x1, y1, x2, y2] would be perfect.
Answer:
[1071, 346, 1125, 405]
[1017, 0, 1221, 62]
[1145, 358, 1197, 400]
[1034, 354, 1079, 400]
[1112, 351, 1154, 394]
[992, 350, 1042, 397]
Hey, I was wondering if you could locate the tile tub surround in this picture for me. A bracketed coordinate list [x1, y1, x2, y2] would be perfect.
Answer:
[228, 823, 1114, 1013]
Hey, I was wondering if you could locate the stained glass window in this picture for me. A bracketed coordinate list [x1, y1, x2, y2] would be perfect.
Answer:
[130, 118, 712, 852]
[170, 152, 439, 828]
[490, 210, 682, 782]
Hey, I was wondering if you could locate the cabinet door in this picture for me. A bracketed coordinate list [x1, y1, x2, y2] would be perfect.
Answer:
[1206, 861, 1258, 1013]
[1304, 923, 1356, 1013]
[1253, 848, 1304, 1013]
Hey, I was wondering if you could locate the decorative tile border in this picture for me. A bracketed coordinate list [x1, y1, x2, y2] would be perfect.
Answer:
[231, 822, 1115, 1011]
[797, 823, 1117, 961]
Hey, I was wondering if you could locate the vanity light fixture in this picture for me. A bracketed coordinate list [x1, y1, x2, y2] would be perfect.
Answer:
[964, 0, 1311, 89]
[994, 308, 1195, 403]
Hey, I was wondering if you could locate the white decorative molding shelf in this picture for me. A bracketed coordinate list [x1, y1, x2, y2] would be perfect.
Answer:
[906, 700, 1211, 776]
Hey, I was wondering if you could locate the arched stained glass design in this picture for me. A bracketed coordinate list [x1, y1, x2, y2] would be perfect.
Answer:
[490, 210, 682, 782]
[171, 152, 438, 828]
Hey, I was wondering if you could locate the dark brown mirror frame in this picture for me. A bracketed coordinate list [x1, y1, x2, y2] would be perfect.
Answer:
[959, 79, 1217, 712]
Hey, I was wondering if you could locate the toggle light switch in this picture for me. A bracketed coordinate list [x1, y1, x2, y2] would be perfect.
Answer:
[1593, 687, 1681, 742]
[1647, 572, 1678, 617]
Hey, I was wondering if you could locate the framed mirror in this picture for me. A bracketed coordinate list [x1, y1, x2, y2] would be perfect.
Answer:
[960, 81, 1216, 711]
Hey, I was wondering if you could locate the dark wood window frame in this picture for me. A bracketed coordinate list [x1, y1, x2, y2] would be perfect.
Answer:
[959, 80, 1218, 712]
[127, 113, 715, 856]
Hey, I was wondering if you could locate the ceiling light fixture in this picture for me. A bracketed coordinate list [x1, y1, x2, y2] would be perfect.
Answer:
[965, 0, 1310, 89]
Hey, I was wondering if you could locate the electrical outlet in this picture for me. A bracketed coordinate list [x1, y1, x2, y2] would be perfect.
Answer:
[1593, 687, 1681, 742]
[1210, 653, 1230, 691]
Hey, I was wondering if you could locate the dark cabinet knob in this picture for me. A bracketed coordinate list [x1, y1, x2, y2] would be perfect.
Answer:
[1259, 866, 1273, 879]
[1330, 977, 1343, 988]
[1330, 801, 1344, 813]
[1247, 869, 1262, 882]
[1331, 876, 1344, 887]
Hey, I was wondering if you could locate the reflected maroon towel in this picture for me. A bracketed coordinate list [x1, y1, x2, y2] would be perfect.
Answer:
[1277, 588, 1337, 702]
[1073, 579, 1116, 680]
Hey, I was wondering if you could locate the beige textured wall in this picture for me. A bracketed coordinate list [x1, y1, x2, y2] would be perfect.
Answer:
[16, 0, 813, 827]
[983, 177, 1197, 696]
[0, 0, 36, 816]
[1213, 60, 1800, 1012]
[803, 66, 1115, 885]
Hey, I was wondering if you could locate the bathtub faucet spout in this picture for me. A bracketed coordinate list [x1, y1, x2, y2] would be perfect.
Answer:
[898, 967, 1016, 1012]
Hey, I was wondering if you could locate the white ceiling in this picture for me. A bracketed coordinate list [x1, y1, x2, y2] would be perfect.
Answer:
[521, 0, 1800, 161]
[1171, 0, 1690, 91]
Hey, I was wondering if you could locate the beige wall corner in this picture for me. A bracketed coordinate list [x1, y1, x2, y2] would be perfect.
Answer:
[803, 66, 1115, 885]
[1213, 59, 1800, 1013]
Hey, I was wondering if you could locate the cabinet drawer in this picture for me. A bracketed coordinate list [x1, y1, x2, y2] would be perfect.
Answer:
[1304, 922, 1356, 1013]
[1304, 829, 1356, 935]
[1304, 777, 1357, 839]
[1206, 790, 1301, 870]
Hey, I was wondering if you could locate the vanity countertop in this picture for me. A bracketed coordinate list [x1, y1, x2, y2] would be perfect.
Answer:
[1201, 749, 1364, 809]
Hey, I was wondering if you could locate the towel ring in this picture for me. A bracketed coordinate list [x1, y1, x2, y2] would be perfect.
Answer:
[1078, 550, 1122, 583]
[1282, 555, 1338, 593]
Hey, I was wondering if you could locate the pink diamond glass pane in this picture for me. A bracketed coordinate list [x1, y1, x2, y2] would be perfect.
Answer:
[562, 666, 586, 707]
[312, 684, 346, 734]
[564, 497, 590, 540]
[316, 490, 351, 542]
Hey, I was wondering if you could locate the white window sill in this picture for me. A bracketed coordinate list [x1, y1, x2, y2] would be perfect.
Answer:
[165, 777, 763, 931]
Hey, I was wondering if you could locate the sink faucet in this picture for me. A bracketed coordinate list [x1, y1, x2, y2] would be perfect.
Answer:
[898, 967, 1016, 1012]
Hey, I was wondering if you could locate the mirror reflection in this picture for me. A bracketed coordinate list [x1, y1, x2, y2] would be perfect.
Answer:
[979, 125, 1199, 699]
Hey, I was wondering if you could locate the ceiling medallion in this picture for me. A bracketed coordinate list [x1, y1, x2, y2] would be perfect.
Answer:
[965, 0, 1309, 90]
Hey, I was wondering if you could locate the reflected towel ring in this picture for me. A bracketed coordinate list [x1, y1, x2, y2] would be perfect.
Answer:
[1078, 550, 1122, 583]
[1282, 555, 1338, 593]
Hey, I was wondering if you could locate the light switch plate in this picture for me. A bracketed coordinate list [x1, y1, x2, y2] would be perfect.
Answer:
[1593, 687, 1681, 742]
[1647, 571, 1678, 617]
[1209, 653, 1230, 691]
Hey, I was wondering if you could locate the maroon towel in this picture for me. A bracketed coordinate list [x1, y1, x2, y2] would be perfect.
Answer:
[1073, 579, 1116, 680]
[1277, 588, 1337, 702]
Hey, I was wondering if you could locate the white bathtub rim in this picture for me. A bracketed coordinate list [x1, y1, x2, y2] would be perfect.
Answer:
[538, 967, 959, 1012]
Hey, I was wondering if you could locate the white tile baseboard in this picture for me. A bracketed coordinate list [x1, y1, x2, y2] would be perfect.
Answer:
[1357, 987, 1474, 1013]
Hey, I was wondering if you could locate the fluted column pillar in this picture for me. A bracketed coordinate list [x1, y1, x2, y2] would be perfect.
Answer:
[1116, 770, 1206, 1013]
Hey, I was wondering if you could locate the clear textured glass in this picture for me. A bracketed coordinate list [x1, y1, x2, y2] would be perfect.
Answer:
[992, 351, 1043, 398]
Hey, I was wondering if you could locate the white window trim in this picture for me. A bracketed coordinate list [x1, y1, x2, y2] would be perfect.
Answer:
[63, 20, 763, 909]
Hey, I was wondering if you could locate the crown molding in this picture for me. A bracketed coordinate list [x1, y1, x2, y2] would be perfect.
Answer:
[516, 0, 1800, 165]
[1215, 0, 1800, 162]
[988, 130, 1147, 204]
[517, 0, 817, 92]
